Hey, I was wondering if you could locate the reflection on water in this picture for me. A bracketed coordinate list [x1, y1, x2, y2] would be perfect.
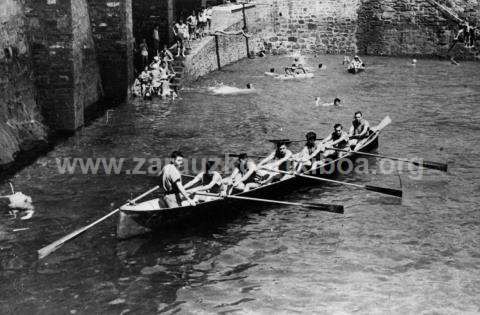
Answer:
[1, 55, 480, 314]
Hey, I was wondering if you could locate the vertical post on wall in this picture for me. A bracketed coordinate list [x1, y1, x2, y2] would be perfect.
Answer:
[167, 0, 175, 44]
[215, 35, 221, 69]
[242, 3, 250, 57]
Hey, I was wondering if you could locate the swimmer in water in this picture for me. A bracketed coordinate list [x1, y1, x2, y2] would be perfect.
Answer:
[315, 97, 342, 107]
[411, 59, 417, 66]
[246, 83, 253, 89]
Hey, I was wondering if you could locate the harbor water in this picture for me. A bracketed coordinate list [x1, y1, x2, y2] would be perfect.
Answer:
[1, 55, 479, 314]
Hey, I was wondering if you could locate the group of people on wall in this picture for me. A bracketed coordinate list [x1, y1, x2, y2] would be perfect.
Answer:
[133, 5, 215, 100]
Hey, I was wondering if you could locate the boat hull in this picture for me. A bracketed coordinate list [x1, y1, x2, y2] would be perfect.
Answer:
[347, 67, 365, 74]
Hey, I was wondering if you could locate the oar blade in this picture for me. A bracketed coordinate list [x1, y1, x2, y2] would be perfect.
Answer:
[414, 161, 448, 172]
[365, 185, 402, 198]
[372, 116, 392, 132]
[304, 203, 344, 214]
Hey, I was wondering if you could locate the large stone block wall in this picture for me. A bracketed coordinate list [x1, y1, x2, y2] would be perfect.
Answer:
[1, 0, 133, 170]
[0, 0, 48, 167]
[72, 0, 103, 125]
[132, 0, 171, 48]
[357, 0, 454, 56]
[26, 0, 78, 131]
[253, 0, 360, 55]
[87, 0, 134, 102]
[252, 0, 479, 57]
[184, 20, 250, 81]
[183, 6, 264, 81]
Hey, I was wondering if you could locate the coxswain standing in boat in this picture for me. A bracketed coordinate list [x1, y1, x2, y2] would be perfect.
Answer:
[160, 151, 196, 208]
[322, 124, 350, 158]
[226, 153, 263, 193]
[348, 111, 370, 149]
[293, 132, 325, 173]
[258, 141, 293, 184]
[184, 160, 223, 201]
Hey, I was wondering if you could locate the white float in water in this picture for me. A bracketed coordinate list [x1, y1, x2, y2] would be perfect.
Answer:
[208, 84, 256, 95]
[1, 184, 34, 220]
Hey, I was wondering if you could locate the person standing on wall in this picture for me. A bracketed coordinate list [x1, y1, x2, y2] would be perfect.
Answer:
[153, 26, 160, 55]
[139, 39, 149, 68]
[206, 6, 213, 30]
[173, 20, 184, 58]
[187, 11, 198, 40]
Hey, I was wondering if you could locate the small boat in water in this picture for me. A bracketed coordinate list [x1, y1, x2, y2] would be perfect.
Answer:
[347, 66, 365, 74]
[117, 117, 390, 239]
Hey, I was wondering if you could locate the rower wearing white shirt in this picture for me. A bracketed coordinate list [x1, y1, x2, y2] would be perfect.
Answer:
[160, 151, 196, 208]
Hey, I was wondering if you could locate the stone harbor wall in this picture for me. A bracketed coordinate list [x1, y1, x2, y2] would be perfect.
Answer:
[356, 0, 480, 57]
[0, 0, 48, 170]
[252, 0, 479, 57]
[253, 0, 361, 55]
[0, 0, 134, 174]
[87, 0, 134, 103]
[183, 5, 261, 81]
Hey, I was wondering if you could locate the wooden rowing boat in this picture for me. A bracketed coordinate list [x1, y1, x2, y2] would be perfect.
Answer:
[117, 118, 387, 239]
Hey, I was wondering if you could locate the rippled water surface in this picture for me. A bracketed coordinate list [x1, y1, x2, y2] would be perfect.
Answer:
[1, 55, 480, 314]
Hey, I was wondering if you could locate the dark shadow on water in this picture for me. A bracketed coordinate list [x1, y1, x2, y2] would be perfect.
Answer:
[0, 98, 126, 183]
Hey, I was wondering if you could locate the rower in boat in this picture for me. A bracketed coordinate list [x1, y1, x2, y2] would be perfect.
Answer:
[322, 123, 350, 158]
[349, 55, 364, 68]
[348, 111, 370, 149]
[159, 151, 196, 208]
[258, 141, 293, 184]
[184, 160, 223, 201]
[225, 153, 263, 193]
[293, 132, 325, 173]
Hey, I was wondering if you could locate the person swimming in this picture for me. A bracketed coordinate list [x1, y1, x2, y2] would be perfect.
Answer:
[315, 97, 342, 107]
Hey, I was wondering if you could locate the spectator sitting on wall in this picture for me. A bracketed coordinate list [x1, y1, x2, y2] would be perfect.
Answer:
[160, 44, 174, 63]
[153, 26, 160, 55]
[187, 11, 198, 40]
[139, 39, 149, 68]
[138, 66, 152, 97]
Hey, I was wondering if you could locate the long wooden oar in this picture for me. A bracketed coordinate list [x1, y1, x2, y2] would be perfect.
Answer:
[196, 192, 344, 214]
[38, 186, 160, 259]
[227, 153, 267, 159]
[268, 138, 309, 143]
[269, 169, 402, 198]
[327, 148, 448, 172]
